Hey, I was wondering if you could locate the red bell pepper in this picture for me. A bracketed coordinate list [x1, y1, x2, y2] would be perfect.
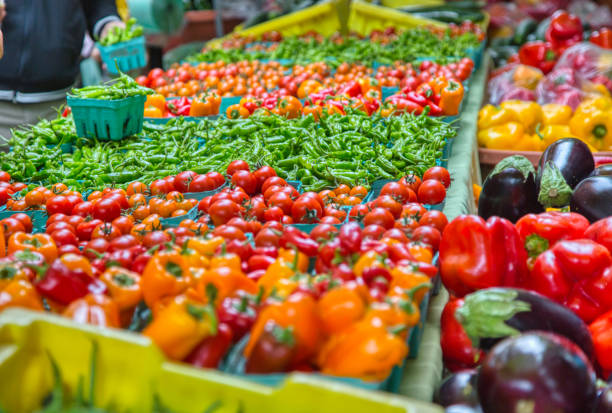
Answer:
[166, 97, 191, 117]
[279, 227, 319, 257]
[440, 298, 484, 371]
[217, 291, 258, 342]
[184, 322, 233, 368]
[515, 212, 589, 259]
[338, 81, 362, 98]
[529, 239, 612, 323]
[545, 11, 583, 54]
[35, 258, 106, 305]
[585, 217, 612, 255]
[439, 215, 528, 297]
[589, 309, 612, 377]
[518, 41, 557, 74]
[590, 28, 612, 50]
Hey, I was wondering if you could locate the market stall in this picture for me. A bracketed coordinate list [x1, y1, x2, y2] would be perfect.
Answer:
[0, 0, 611, 412]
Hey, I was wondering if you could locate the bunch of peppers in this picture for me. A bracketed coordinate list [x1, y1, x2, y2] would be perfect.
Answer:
[477, 98, 612, 151]
[517, 11, 583, 74]
[439, 213, 612, 373]
[385, 76, 465, 117]
[144, 93, 222, 118]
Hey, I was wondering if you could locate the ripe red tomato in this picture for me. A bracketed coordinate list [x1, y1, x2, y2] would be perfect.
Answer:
[84, 238, 110, 260]
[231, 170, 257, 195]
[418, 180, 446, 205]
[310, 224, 339, 241]
[349, 204, 371, 222]
[254, 227, 280, 247]
[227, 160, 250, 176]
[412, 225, 441, 251]
[91, 223, 121, 241]
[208, 199, 241, 226]
[207, 172, 225, 188]
[190, 174, 216, 192]
[46, 221, 75, 235]
[362, 224, 386, 240]
[11, 213, 32, 233]
[51, 228, 79, 247]
[292, 196, 323, 224]
[363, 208, 395, 229]
[0, 171, 11, 182]
[46, 195, 73, 215]
[112, 216, 134, 234]
[174, 171, 198, 193]
[423, 166, 451, 188]
[253, 166, 277, 191]
[92, 198, 121, 222]
[372, 195, 402, 219]
[401, 174, 422, 194]
[380, 182, 412, 204]
[109, 234, 139, 251]
[104, 193, 129, 210]
[263, 206, 284, 222]
[419, 210, 448, 233]
[198, 196, 213, 213]
[261, 176, 287, 194]
[72, 201, 94, 217]
[47, 213, 68, 226]
[76, 219, 103, 241]
[150, 179, 171, 195]
[142, 231, 171, 249]
[383, 228, 409, 243]
[213, 225, 247, 241]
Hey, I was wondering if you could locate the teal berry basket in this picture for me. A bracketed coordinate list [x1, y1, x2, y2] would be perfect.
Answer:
[97, 36, 146, 75]
[67, 94, 146, 141]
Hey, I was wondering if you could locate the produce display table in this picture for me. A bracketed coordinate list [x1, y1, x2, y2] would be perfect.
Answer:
[399, 54, 487, 402]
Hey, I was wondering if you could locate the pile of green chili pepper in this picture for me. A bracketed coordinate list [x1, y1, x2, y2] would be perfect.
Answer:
[187, 28, 480, 67]
[98, 17, 144, 47]
[70, 73, 153, 100]
[0, 110, 455, 192]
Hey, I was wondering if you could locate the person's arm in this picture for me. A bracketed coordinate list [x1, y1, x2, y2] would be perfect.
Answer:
[80, 0, 123, 40]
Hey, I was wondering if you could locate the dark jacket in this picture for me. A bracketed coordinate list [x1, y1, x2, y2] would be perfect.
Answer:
[0, 0, 119, 95]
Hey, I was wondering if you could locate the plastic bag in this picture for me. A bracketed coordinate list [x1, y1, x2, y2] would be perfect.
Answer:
[553, 42, 612, 82]
[536, 67, 584, 110]
[569, 0, 612, 31]
[487, 64, 542, 105]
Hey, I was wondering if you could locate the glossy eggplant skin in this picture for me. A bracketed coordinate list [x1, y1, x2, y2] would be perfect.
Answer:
[589, 164, 612, 178]
[478, 332, 597, 413]
[434, 370, 480, 408]
[478, 168, 543, 223]
[536, 138, 595, 189]
[570, 176, 612, 223]
[477, 288, 594, 363]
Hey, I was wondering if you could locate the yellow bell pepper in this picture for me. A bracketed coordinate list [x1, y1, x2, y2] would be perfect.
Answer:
[537, 124, 576, 147]
[478, 122, 525, 149]
[353, 250, 385, 278]
[186, 237, 224, 257]
[500, 100, 543, 134]
[257, 249, 307, 296]
[515, 134, 545, 151]
[541, 104, 572, 126]
[478, 104, 520, 130]
[569, 99, 612, 151]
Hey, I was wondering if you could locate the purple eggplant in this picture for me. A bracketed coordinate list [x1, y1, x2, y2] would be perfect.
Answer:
[536, 138, 595, 189]
[590, 164, 612, 178]
[455, 288, 595, 363]
[570, 175, 612, 223]
[478, 167, 542, 223]
[594, 385, 612, 413]
[435, 370, 480, 408]
[478, 332, 597, 413]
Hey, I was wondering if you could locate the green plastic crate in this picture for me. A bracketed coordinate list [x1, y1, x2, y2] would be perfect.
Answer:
[67, 94, 146, 141]
[97, 36, 147, 75]
[0, 210, 47, 234]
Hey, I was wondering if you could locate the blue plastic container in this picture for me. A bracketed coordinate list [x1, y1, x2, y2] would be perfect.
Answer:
[160, 206, 198, 228]
[0, 210, 48, 233]
[98, 36, 147, 75]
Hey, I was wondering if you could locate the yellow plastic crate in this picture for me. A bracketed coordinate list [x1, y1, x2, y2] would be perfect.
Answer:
[381, 0, 444, 7]
[0, 309, 443, 413]
[348, 0, 446, 36]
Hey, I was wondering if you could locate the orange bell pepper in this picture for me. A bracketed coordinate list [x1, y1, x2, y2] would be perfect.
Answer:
[196, 266, 256, 305]
[0, 262, 30, 291]
[408, 241, 434, 263]
[7, 232, 58, 263]
[365, 298, 420, 335]
[317, 285, 367, 335]
[186, 236, 224, 257]
[144, 105, 163, 118]
[179, 244, 209, 269]
[389, 266, 432, 303]
[317, 316, 408, 381]
[141, 250, 193, 307]
[209, 251, 241, 271]
[59, 253, 93, 277]
[145, 94, 166, 111]
[63, 293, 120, 328]
[0, 279, 44, 311]
[440, 80, 464, 116]
[353, 250, 385, 278]
[143, 297, 217, 360]
[100, 267, 142, 311]
[257, 248, 307, 296]
[245, 292, 322, 366]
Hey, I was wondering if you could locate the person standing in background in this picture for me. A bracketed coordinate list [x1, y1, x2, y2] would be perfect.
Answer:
[0, 1, 124, 146]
